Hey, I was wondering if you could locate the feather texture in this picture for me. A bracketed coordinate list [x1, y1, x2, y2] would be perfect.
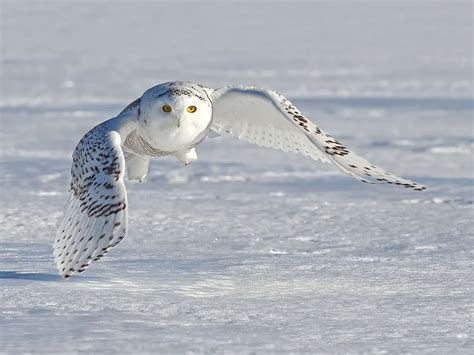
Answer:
[54, 82, 427, 279]
[54, 123, 128, 278]
[210, 86, 426, 191]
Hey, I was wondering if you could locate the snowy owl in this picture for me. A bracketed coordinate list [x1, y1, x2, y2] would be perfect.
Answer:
[54, 81, 426, 278]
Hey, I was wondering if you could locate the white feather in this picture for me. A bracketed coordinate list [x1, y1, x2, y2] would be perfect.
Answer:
[54, 124, 130, 278]
[210, 86, 426, 191]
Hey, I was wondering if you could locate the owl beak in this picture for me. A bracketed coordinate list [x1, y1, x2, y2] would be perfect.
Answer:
[175, 116, 185, 127]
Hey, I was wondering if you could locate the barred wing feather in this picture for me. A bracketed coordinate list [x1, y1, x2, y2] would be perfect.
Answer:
[210, 86, 426, 191]
[53, 124, 128, 278]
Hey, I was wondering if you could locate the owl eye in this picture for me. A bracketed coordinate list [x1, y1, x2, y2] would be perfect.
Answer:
[162, 104, 172, 113]
[187, 105, 197, 113]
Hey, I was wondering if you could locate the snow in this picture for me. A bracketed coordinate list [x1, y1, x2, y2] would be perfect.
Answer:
[1, 0, 473, 353]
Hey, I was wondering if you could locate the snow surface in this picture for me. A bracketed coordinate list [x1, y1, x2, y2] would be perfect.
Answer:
[1, 0, 473, 353]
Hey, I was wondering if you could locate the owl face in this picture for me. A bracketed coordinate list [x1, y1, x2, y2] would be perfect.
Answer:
[137, 83, 212, 151]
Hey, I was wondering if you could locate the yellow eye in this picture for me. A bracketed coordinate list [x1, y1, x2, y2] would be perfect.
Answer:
[162, 104, 172, 113]
[187, 105, 197, 113]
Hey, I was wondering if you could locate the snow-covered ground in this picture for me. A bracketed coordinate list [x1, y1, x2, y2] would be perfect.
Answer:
[1, 0, 473, 353]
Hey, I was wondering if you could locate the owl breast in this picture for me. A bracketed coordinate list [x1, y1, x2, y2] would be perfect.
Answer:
[124, 117, 212, 156]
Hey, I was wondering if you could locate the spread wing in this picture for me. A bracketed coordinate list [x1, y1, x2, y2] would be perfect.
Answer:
[210, 86, 426, 191]
[54, 123, 128, 278]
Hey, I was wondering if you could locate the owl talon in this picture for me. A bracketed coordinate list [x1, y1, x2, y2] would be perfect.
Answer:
[176, 148, 197, 165]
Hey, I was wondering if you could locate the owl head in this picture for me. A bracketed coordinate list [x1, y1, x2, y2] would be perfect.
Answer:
[135, 82, 212, 151]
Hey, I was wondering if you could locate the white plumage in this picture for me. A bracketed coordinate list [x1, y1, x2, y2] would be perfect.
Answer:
[54, 81, 426, 278]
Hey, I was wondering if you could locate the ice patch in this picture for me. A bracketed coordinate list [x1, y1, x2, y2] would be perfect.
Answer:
[60, 80, 75, 89]
[414, 245, 439, 251]
[174, 276, 235, 298]
[401, 199, 421, 204]
[200, 174, 247, 183]
[166, 170, 190, 184]
[268, 248, 289, 255]
[38, 173, 61, 183]
[401, 197, 473, 205]
[430, 146, 472, 154]
[35, 191, 62, 196]
[392, 139, 415, 147]
[429, 145, 471, 154]
[368, 109, 385, 118]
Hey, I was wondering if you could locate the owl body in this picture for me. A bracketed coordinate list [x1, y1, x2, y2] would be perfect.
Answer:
[54, 81, 426, 279]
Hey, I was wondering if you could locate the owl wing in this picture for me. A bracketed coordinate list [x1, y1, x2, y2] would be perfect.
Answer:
[54, 123, 129, 278]
[209, 86, 426, 191]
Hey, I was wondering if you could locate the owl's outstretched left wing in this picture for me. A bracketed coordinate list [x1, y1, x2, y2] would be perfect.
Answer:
[54, 123, 129, 278]
[210, 86, 426, 191]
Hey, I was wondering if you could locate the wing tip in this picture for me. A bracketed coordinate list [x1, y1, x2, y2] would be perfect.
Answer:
[390, 180, 427, 191]
[413, 184, 427, 192]
[57, 265, 89, 279]
[386, 181, 428, 191]
[54, 259, 76, 279]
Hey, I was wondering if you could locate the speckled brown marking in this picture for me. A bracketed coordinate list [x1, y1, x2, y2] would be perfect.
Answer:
[119, 98, 141, 115]
[54, 118, 131, 279]
[123, 130, 172, 157]
[324, 144, 350, 156]
[156, 83, 207, 102]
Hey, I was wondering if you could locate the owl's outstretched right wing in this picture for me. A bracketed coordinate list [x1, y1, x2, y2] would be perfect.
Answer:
[210, 86, 426, 191]
[54, 123, 129, 278]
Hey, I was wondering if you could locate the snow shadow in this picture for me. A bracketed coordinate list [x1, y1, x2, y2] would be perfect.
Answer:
[0, 271, 62, 281]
